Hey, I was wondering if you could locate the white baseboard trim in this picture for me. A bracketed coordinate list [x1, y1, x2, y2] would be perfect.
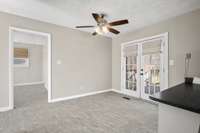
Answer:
[0, 106, 13, 112]
[50, 89, 112, 103]
[112, 89, 158, 104]
[14, 81, 44, 87]
[111, 89, 123, 94]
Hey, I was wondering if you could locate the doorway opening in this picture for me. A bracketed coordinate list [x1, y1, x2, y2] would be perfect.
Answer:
[9, 27, 52, 109]
[121, 33, 168, 101]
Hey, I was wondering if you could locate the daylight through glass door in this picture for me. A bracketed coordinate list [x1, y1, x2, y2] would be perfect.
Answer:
[121, 36, 166, 101]
[141, 40, 163, 100]
[122, 44, 140, 97]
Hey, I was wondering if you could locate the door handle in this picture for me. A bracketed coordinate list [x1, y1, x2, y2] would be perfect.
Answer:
[140, 69, 143, 76]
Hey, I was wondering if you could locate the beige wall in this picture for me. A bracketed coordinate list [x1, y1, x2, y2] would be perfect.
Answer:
[0, 11, 112, 108]
[14, 43, 43, 84]
[112, 9, 200, 90]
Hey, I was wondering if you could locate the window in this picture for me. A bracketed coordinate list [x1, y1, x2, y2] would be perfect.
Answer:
[14, 48, 29, 67]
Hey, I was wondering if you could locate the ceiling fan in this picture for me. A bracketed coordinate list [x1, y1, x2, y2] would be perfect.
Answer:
[75, 13, 129, 36]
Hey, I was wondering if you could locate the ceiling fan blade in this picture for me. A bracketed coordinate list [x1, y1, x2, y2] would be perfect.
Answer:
[108, 27, 120, 34]
[76, 26, 95, 28]
[92, 32, 98, 36]
[109, 19, 129, 26]
[92, 13, 101, 23]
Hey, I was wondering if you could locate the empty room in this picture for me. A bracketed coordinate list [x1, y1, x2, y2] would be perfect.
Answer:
[12, 29, 50, 108]
[0, 0, 200, 133]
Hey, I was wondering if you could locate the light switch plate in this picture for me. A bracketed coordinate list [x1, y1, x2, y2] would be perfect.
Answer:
[57, 60, 62, 65]
[169, 60, 174, 66]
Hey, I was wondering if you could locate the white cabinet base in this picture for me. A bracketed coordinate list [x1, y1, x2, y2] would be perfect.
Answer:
[158, 103, 200, 133]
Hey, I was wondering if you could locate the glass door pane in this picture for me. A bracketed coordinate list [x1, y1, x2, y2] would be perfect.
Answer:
[126, 55, 137, 91]
[122, 44, 140, 97]
[141, 40, 162, 100]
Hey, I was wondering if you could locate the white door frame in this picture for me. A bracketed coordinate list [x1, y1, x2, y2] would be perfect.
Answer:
[121, 43, 141, 98]
[9, 27, 52, 110]
[121, 33, 169, 98]
[140, 38, 165, 101]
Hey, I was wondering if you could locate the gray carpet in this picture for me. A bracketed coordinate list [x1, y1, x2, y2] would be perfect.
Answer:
[0, 84, 158, 133]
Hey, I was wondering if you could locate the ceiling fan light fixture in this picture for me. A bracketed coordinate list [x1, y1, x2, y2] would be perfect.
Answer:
[95, 27, 103, 35]
[95, 26, 109, 35]
[102, 26, 109, 33]
[76, 13, 129, 36]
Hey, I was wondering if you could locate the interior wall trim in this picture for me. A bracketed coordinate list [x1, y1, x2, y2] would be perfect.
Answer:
[14, 81, 44, 87]
[0, 106, 13, 112]
[0, 89, 156, 112]
[111, 89, 124, 94]
[0, 89, 112, 112]
[50, 89, 113, 103]
[9, 26, 52, 111]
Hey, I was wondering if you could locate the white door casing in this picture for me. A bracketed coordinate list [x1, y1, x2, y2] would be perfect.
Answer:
[8, 27, 52, 111]
[121, 33, 168, 100]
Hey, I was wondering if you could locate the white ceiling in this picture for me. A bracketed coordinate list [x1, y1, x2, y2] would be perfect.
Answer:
[0, 0, 200, 37]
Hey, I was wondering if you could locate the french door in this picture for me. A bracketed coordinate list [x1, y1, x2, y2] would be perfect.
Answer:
[121, 44, 141, 98]
[121, 34, 168, 101]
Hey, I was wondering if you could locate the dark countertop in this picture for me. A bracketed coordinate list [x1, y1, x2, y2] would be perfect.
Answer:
[149, 83, 200, 114]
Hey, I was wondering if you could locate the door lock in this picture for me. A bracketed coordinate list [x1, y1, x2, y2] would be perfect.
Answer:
[140, 69, 144, 76]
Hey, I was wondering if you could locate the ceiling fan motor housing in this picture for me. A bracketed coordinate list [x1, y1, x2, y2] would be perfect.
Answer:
[76, 13, 129, 35]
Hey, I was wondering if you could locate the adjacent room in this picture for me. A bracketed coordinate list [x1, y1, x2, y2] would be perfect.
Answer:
[12, 29, 50, 108]
[0, 0, 200, 133]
